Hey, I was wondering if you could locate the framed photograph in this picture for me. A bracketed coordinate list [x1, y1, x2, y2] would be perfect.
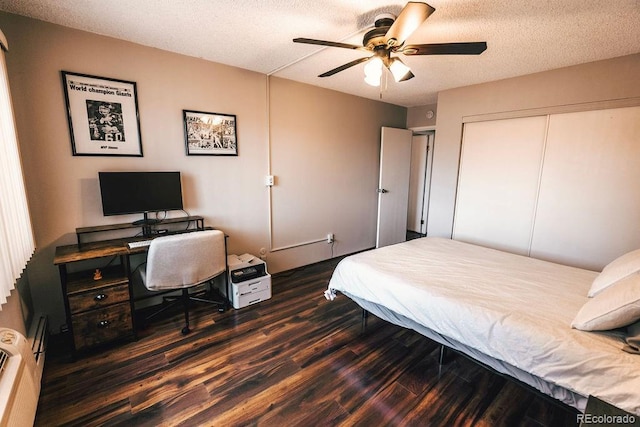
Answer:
[61, 71, 143, 156]
[183, 110, 237, 156]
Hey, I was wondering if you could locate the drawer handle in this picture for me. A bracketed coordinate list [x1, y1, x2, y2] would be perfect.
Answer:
[94, 293, 108, 302]
[97, 320, 111, 329]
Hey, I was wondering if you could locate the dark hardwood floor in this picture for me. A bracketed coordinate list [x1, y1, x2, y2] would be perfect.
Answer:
[36, 256, 579, 426]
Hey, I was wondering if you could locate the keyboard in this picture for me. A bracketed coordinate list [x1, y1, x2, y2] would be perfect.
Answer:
[127, 240, 153, 249]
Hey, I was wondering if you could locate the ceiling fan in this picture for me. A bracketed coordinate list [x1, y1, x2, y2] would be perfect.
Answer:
[293, 1, 487, 86]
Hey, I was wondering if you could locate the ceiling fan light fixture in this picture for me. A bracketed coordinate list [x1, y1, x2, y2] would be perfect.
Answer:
[364, 73, 381, 87]
[364, 57, 383, 86]
[293, 1, 486, 86]
[389, 58, 413, 82]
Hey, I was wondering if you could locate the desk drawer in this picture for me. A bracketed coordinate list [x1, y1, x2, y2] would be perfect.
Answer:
[68, 283, 130, 314]
[71, 302, 133, 350]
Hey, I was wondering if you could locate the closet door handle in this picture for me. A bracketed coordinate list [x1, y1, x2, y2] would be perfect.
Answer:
[377, 188, 388, 194]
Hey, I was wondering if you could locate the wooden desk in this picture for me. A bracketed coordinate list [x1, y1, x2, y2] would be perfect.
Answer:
[54, 216, 206, 354]
[75, 216, 204, 248]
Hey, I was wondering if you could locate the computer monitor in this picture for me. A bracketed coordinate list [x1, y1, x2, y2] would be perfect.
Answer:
[98, 171, 184, 227]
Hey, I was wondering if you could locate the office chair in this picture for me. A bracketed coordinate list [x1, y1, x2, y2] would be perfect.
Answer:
[138, 229, 228, 334]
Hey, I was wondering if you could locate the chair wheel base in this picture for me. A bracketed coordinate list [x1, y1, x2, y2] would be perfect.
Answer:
[181, 326, 191, 335]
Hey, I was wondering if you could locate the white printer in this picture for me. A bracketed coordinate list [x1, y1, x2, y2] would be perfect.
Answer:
[226, 254, 271, 309]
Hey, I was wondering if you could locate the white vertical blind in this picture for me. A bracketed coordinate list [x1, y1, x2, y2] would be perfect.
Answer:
[0, 29, 36, 308]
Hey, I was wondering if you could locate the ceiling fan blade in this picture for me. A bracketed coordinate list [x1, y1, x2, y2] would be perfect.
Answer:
[384, 2, 435, 48]
[293, 38, 369, 52]
[318, 57, 371, 77]
[401, 42, 487, 55]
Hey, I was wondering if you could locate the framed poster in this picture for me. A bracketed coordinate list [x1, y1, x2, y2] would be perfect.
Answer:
[61, 71, 143, 156]
[183, 110, 237, 156]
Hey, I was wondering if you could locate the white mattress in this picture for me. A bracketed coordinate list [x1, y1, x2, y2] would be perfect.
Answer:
[327, 237, 640, 415]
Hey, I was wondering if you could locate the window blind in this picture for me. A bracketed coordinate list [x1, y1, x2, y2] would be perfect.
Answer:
[0, 29, 35, 308]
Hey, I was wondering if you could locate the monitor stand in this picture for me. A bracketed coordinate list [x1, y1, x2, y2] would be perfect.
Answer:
[132, 213, 160, 237]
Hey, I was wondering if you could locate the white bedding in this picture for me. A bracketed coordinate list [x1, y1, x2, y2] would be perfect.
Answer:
[327, 237, 640, 415]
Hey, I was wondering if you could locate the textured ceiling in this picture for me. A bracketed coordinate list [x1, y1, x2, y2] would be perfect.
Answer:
[1, 0, 639, 107]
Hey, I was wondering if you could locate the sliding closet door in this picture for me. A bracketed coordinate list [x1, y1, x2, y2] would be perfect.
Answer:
[530, 105, 640, 270]
[453, 116, 548, 254]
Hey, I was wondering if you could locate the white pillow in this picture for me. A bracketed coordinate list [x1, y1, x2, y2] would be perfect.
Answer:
[572, 272, 640, 331]
[588, 248, 640, 297]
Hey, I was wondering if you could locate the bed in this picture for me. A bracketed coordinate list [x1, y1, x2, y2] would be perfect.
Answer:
[325, 237, 640, 416]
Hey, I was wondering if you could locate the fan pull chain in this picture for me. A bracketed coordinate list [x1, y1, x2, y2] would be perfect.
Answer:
[379, 70, 388, 99]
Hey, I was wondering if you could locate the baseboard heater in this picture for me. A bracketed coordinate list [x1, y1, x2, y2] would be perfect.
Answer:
[0, 314, 48, 427]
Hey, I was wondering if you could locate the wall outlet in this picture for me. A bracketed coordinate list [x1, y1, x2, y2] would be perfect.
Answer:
[327, 233, 334, 244]
[265, 175, 275, 186]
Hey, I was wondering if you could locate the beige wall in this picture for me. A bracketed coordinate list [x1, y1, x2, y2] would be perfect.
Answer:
[428, 53, 640, 238]
[407, 103, 437, 129]
[268, 78, 405, 269]
[0, 12, 406, 331]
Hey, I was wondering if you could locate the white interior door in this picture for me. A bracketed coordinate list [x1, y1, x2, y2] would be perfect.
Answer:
[376, 127, 412, 248]
[407, 132, 434, 234]
[453, 116, 548, 255]
[530, 105, 640, 270]
[453, 104, 640, 270]
[408, 134, 427, 233]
